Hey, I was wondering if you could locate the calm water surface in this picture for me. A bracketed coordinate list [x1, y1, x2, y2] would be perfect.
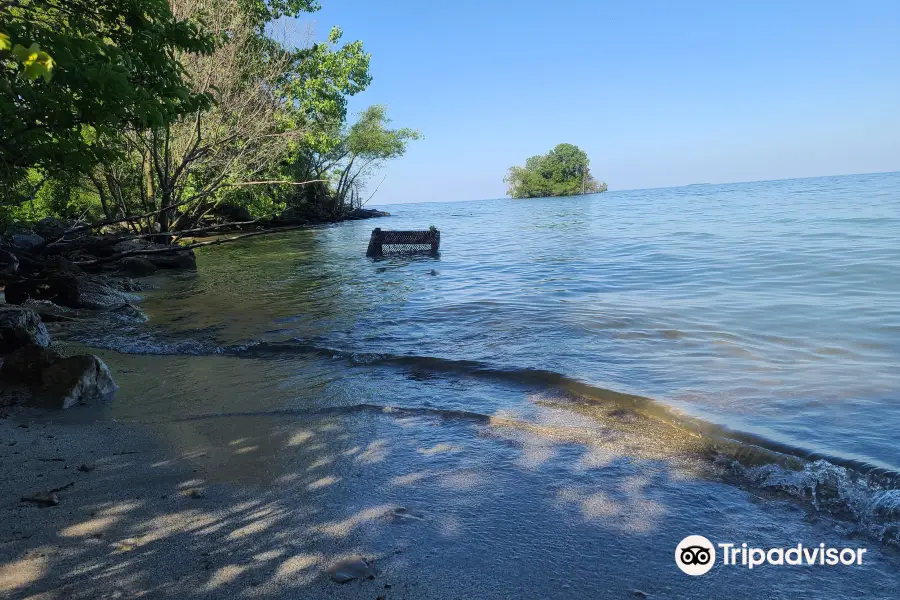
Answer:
[80, 172, 900, 472]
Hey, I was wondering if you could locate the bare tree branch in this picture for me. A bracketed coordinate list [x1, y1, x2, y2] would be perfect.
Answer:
[73, 225, 315, 266]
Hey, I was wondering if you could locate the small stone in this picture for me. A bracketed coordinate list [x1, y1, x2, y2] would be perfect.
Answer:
[20, 492, 59, 507]
[76, 463, 96, 473]
[632, 591, 649, 599]
[185, 488, 205, 499]
[326, 557, 375, 583]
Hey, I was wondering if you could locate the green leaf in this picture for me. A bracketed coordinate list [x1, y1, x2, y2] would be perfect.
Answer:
[11, 43, 55, 81]
[0, 32, 11, 52]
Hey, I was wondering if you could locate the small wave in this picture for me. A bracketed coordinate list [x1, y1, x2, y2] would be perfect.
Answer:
[730, 459, 900, 546]
[152, 400, 900, 547]
[94, 335, 900, 477]
[75, 333, 900, 545]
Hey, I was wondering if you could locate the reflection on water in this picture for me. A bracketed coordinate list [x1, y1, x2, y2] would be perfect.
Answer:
[86, 172, 900, 472]
[23, 172, 900, 597]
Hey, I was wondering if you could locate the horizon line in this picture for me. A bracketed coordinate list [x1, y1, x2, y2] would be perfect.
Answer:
[374, 169, 900, 207]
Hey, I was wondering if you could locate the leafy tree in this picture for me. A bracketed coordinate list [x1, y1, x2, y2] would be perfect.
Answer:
[0, 31, 53, 81]
[237, 0, 321, 26]
[505, 143, 607, 198]
[0, 0, 215, 191]
[0, 0, 418, 232]
[279, 26, 372, 170]
[329, 104, 421, 211]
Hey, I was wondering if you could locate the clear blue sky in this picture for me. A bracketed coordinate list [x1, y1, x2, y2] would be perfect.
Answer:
[295, 0, 900, 203]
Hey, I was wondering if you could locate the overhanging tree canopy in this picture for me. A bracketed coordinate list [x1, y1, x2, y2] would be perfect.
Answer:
[0, 0, 215, 186]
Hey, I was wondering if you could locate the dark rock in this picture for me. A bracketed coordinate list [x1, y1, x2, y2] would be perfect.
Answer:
[0, 249, 19, 276]
[40, 255, 83, 277]
[211, 203, 252, 223]
[38, 354, 118, 409]
[145, 249, 195, 270]
[112, 239, 196, 270]
[0, 307, 51, 353]
[9, 232, 44, 250]
[21, 300, 82, 323]
[69, 279, 131, 310]
[117, 257, 158, 277]
[67, 235, 119, 258]
[347, 208, 390, 219]
[273, 206, 314, 225]
[2, 343, 118, 410]
[34, 217, 68, 239]
[5, 276, 131, 310]
[0, 385, 31, 409]
[112, 239, 153, 255]
[0, 344, 60, 385]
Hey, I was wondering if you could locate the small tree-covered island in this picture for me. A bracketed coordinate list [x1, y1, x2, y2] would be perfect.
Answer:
[505, 143, 607, 198]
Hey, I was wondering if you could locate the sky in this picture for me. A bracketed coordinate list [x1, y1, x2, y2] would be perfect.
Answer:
[291, 0, 900, 204]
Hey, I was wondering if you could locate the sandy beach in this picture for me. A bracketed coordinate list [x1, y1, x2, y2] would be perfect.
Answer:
[2, 394, 898, 599]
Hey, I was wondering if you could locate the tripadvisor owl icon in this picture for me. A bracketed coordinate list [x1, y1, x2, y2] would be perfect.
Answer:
[676, 535, 716, 575]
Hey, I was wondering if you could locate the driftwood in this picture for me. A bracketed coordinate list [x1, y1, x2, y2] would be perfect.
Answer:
[41, 179, 326, 249]
[72, 225, 314, 266]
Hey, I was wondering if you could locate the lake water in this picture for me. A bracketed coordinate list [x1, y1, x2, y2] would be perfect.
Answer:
[67, 171, 900, 548]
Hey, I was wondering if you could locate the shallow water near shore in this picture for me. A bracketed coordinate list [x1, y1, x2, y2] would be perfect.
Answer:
[76, 172, 900, 468]
[36, 172, 900, 595]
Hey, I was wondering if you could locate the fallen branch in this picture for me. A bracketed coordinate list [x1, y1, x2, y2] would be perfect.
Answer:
[114, 219, 262, 243]
[73, 224, 314, 266]
[43, 179, 324, 247]
[363, 175, 387, 207]
[223, 179, 327, 188]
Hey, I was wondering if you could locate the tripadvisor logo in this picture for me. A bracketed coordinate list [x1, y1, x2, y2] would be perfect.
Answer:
[675, 536, 868, 575]
[675, 535, 716, 575]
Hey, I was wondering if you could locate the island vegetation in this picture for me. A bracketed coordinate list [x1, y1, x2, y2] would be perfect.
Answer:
[504, 143, 607, 198]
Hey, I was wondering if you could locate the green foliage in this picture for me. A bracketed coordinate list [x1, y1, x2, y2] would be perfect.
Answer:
[0, 33, 54, 81]
[281, 25, 372, 156]
[0, 0, 419, 231]
[237, 0, 320, 26]
[0, 168, 102, 225]
[283, 104, 419, 214]
[505, 143, 607, 198]
[0, 0, 215, 186]
[346, 105, 421, 158]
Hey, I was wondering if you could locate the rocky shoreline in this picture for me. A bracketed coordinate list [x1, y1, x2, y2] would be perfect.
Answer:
[0, 207, 388, 414]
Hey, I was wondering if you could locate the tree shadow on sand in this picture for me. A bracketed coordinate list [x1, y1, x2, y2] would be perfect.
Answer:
[2, 405, 899, 599]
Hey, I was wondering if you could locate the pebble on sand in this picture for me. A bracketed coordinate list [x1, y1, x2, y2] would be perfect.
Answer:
[326, 557, 376, 583]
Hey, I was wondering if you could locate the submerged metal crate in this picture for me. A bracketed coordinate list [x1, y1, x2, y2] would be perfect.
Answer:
[366, 228, 440, 257]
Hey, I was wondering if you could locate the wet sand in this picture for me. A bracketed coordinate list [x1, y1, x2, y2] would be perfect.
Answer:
[1, 406, 898, 599]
